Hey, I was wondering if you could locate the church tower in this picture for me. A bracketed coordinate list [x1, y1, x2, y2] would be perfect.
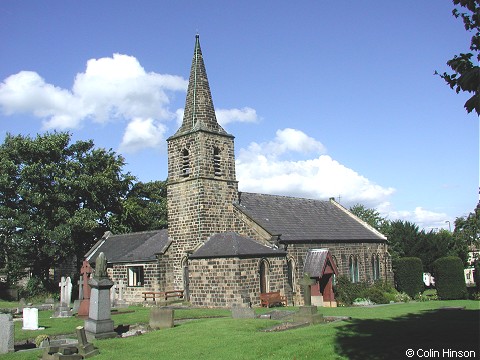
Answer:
[166, 35, 239, 289]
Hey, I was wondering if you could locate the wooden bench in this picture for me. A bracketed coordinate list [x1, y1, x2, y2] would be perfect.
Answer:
[260, 291, 287, 307]
[142, 290, 184, 302]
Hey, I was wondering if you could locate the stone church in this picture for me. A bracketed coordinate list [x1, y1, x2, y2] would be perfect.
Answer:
[86, 35, 393, 307]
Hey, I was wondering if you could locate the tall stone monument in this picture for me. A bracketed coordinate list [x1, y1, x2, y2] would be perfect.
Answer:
[84, 252, 117, 339]
[0, 314, 14, 354]
[294, 273, 323, 324]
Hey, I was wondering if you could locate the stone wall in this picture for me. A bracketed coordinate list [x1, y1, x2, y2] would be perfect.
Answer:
[286, 242, 394, 303]
[166, 130, 239, 290]
[188, 256, 286, 307]
[111, 262, 161, 303]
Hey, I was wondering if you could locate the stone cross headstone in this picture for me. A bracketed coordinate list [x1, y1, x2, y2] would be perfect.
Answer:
[0, 314, 14, 354]
[65, 276, 72, 306]
[115, 279, 128, 308]
[299, 273, 315, 306]
[59, 277, 68, 306]
[53, 276, 73, 317]
[110, 282, 117, 307]
[22, 308, 44, 330]
[84, 252, 116, 339]
[78, 260, 93, 317]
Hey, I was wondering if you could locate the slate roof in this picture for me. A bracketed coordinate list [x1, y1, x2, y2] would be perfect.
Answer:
[190, 231, 286, 259]
[85, 229, 170, 264]
[235, 192, 386, 243]
[303, 249, 338, 278]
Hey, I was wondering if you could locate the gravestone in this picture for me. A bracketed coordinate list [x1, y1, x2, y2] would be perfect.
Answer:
[149, 307, 174, 329]
[110, 283, 117, 307]
[231, 304, 255, 319]
[115, 280, 128, 308]
[17, 297, 26, 314]
[53, 276, 72, 317]
[0, 313, 14, 354]
[44, 297, 55, 310]
[84, 252, 116, 339]
[22, 307, 44, 330]
[78, 260, 93, 317]
[75, 326, 99, 357]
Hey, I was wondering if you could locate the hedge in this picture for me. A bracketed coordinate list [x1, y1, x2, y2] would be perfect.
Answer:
[432, 256, 467, 300]
[394, 257, 424, 298]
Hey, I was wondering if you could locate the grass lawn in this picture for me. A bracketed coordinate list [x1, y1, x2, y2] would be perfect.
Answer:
[0, 300, 478, 360]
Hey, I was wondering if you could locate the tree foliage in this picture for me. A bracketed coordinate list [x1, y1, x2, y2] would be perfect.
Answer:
[432, 256, 468, 300]
[453, 201, 480, 248]
[436, 0, 480, 115]
[109, 180, 168, 233]
[349, 203, 470, 273]
[384, 220, 468, 272]
[349, 204, 388, 232]
[394, 257, 424, 298]
[0, 132, 135, 285]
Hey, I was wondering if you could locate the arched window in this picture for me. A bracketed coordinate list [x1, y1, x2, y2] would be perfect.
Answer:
[213, 147, 221, 176]
[372, 254, 378, 281]
[259, 259, 269, 293]
[181, 149, 190, 177]
[287, 258, 296, 291]
[375, 254, 380, 281]
[349, 255, 359, 283]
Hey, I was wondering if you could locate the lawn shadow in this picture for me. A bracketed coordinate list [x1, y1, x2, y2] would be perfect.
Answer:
[334, 308, 480, 360]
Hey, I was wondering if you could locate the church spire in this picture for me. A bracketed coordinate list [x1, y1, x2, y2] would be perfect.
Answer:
[174, 34, 227, 136]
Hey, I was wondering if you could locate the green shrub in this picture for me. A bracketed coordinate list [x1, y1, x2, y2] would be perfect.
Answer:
[21, 276, 56, 300]
[362, 287, 389, 304]
[394, 292, 411, 303]
[432, 256, 467, 300]
[394, 257, 424, 298]
[334, 276, 368, 305]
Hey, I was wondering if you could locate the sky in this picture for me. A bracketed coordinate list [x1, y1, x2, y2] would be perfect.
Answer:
[0, 1, 478, 231]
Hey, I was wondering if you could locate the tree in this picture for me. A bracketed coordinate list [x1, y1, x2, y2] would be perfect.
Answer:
[453, 202, 480, 248]
[432, 256, 468, 299]
[383, 220, 421, 262]
[0, 132, 134, 286]
[394, 257, 424, 298]
[436, 0, 480, 115]
[109, 180, 168, 233]
[349, 204, 389, 232]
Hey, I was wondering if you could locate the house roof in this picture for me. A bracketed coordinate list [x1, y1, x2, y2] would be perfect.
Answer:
[235, 192, 386, 243]
[85, 229, 170, 264]
[190, 231, 286, 259]
[303, 249, 338, 278]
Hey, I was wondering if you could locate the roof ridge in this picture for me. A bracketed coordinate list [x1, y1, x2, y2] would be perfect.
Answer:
[239, 191, 330, 203]
[109, 229, 164, 237]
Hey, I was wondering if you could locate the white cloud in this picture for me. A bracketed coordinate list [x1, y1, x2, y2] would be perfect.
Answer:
[0, 54, 188, 131]
[386, 206, 450, 231]
[236, 128, 394, 207]
[216, 107, 259, 126]
[119, 118, 167, 153]
[239, 128, 326, 160]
